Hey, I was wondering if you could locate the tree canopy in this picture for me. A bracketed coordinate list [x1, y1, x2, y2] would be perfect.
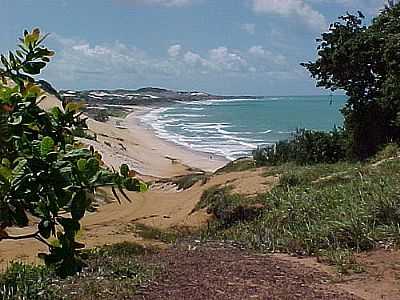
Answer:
[302, 4, 400, 159]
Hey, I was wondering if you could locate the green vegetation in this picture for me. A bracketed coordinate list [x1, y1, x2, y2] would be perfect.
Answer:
[253, 129, 347, 166]
[216, 158, 256, 174]
[303, 4, 400, 159]
[318, 248, 364, 275]
[196, 186, 265, 228]
[0, 263, 55, 299]
[131, 223, 180, 244]
[89, 107, 131, 122]
[0, 242, 155, 299]
[200, 149, 400, 273]
[255, 4, 400, 165]
[0, 29, 146, 277]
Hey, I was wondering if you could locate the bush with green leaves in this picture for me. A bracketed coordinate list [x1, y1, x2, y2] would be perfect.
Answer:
[0, 29, 146, 277]
[302, 3, 400, 159]
[253, 128, 347, 166]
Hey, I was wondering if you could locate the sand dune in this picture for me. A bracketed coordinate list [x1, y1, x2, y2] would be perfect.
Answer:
[1, 98, 273, 267]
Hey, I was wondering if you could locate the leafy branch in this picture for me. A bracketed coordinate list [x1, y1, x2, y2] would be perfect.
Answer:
[0, 28, 147, 277]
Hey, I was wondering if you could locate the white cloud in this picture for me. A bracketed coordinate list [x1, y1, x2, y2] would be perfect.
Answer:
[248, 45, 265, 56]
[183, 51, 203, 64]
[115, 0, 193, 7]
[250, 0, 327, 30]
[208, 47, 248, 72]
[241, 23, 256, 35]
[311, 0, 389, 14]
[44, 35, 289, 86]
[248, 45, 288, 67]
[168, 44, 182, 57]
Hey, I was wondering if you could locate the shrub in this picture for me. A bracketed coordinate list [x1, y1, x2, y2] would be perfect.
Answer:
[0, 29, 147, 277]
[197, 186, 265, 228]
[303, 4, 400, 159]
[373, 143, 400, 161]
[253, 128, 347, 166]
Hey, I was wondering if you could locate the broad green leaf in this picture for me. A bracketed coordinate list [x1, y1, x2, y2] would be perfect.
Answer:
[77, 158, 87, 172]
[40, 136, 55, 157]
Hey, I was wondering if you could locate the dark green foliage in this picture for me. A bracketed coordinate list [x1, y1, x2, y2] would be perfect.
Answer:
[302, 4, 400, 159]
[253, 128, 347, 166]
[0, 29, 146, 277]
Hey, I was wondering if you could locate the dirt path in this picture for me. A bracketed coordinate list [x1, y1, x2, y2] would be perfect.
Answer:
[135, 243, 360, 300]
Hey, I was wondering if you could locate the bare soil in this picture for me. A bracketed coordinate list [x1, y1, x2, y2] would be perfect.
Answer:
[135, 242, 360, 300]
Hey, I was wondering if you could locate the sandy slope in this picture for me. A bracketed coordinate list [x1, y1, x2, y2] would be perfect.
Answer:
[0, 168, 274, 268]
[1, 93, 271, 266]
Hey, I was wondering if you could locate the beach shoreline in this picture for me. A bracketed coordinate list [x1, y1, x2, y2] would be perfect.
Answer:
[125, 107, 230, 166]
[83, 106, 229, 179]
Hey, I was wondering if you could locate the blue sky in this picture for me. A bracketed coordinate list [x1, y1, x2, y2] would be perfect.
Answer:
[0, 0, 390, 95]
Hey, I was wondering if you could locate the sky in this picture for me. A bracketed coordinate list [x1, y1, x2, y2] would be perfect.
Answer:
[0, 0, 391, 95]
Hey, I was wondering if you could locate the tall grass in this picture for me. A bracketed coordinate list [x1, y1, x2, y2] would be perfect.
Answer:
[201, 158, 400, 259]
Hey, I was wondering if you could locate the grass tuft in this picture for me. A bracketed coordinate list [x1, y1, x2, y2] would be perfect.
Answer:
[0, 242, 155, 300]
[200, 157, 400, 267]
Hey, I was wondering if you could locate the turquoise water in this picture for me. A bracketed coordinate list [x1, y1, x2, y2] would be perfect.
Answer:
[140, 96, 347, 160]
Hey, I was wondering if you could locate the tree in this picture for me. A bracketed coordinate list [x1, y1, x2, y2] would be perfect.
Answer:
[302, 4, 400, 159]
[0, 29, 146, 277]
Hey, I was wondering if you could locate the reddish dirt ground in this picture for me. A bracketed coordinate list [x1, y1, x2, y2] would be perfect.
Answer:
[135, 243, 361, 300]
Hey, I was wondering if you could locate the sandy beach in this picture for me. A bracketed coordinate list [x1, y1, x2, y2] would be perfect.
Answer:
[1, 98, 272, 267]
[83, 106, 228, 179]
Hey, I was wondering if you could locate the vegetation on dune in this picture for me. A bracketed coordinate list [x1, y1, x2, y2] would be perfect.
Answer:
[199, 3, 400, 272]
[201, 146, 400, 273]
[255, 3, 400, 166]
[302, 3, 400, 160]
[0, 242, 155, 299]
[0, 29, 147, 277]
[2, 1, 400, 294]
[253, 129, 348, 166]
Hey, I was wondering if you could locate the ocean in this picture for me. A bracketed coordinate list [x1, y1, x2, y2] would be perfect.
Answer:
[139, 95, 347, 161]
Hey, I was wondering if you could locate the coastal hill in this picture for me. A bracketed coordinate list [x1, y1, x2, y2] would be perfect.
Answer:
[59, 87, 261, 106]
